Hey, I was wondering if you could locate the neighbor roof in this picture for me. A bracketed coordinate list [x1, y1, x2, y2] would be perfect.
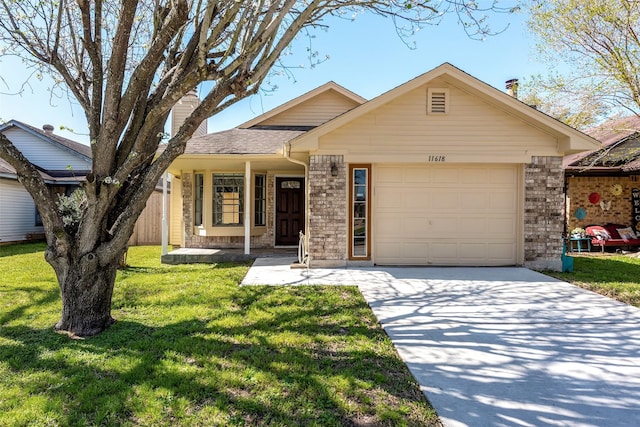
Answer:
[0, 119, 92, 160]
[0, 156, 86, 183]
[564, 115, 640, 173]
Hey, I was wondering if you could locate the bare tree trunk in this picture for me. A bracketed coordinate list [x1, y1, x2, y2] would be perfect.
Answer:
[53, 251, 119, 337]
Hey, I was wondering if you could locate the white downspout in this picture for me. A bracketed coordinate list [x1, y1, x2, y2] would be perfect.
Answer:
[244, 161, 251, 255]
[161, 172, 169, 255]
[283, 143, 309, 257]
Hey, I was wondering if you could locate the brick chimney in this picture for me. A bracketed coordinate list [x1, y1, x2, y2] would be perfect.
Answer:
[170, 90, 208, 138]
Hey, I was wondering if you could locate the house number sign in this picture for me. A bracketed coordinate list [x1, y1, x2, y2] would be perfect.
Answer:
[428, 155, 446, 162]
[632, 188, 640, 233]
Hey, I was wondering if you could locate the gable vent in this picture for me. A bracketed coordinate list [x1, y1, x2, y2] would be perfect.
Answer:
[427, 88, 449, 114]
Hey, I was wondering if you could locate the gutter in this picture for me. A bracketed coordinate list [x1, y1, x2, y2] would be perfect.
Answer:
[282, 142, 309, 263]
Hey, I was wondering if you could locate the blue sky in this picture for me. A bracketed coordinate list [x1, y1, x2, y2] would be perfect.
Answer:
[0, 5, 543, 145]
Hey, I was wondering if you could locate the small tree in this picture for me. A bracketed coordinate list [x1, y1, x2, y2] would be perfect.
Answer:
[0, 0, 515, 337]
[523, 0, 640, 128]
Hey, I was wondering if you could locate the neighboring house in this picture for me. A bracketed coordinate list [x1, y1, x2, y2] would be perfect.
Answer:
[0, 120, 91, 243]
[166, 63, 599, 270]
[564, 115, 640, 235]
[0, 119, 169, 245]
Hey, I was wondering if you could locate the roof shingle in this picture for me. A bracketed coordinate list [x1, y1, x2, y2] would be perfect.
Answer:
[183, 128, 306, 155]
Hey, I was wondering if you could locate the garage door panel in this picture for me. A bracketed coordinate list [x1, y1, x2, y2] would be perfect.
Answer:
[406, 193, 432, 210]
[431, 168, 459, 184]
[490, 167, 517, 183]
[374, 164, 518, 266]
[429, 191, 459, 210]
[459, 192, 487, 210]
[377, 241, 428, 264]
[376, 166, 404, 183]
[460, 168, 489, 184]
[405, 168, 432, 183]
[376, 214, 403, 237]
[487, 217, 516, 235]
[488, 242, 517, 260]
[454, 217, 489, 236]
[377, 187, 404, 208]
[489, 192, 517, 210]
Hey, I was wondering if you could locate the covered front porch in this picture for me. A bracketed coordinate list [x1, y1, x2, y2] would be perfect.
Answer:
[160, 130, 310, 256]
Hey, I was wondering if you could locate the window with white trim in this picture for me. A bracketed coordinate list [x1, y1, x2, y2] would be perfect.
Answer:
[212, 173, 244, 226]
[194, 173, 204, 226]
[349, 165, 371, 259]
[254, 174, 266, 226]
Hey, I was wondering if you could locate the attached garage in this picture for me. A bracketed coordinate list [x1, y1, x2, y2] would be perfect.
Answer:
[374, 164, 520, 266]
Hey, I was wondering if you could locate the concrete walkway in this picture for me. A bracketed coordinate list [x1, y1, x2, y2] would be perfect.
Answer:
[242, 258, 640, 427]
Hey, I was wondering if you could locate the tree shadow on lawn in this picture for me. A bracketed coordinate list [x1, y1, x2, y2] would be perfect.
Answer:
[0, 287, 436, 426]
[0, 285, 59, 325]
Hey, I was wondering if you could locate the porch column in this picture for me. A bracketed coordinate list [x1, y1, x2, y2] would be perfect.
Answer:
[161, 172, 169, 255]
[244, 161, 251, 255]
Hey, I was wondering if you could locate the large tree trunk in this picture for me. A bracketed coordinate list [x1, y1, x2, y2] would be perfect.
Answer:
[52, 251, 119, 337]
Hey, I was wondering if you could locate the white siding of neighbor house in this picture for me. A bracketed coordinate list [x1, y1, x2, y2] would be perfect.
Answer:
[0, 178, 44, 242]
[258, 90, 361, 128]
[318, 77, 559, 162]
[3, 127, 91, 171]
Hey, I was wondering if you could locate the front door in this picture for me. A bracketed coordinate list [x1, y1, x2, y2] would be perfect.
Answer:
[276, 177, 305, 246]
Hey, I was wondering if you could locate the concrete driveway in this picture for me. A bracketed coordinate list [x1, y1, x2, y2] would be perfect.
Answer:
[242, 259, 640, 427]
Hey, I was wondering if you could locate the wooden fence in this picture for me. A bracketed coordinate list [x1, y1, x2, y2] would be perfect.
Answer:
[128, 190, 168, 246]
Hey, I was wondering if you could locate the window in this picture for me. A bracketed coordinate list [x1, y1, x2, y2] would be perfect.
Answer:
[35, 208, 43, 226]
[427, 88, 449, 114]
[213, 173, 244, 225]
[194, 173, 204, 226]
[255, 174, 266, 226]
[349, 165, 371, 259]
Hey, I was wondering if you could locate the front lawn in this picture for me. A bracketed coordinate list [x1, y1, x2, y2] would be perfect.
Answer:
[0, 243, 440, 426]
[546, 253, 640, 308]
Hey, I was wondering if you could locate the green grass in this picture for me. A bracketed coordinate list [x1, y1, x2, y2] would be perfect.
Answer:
[546, 253, 640, 308]
[0, 243, 440, 426]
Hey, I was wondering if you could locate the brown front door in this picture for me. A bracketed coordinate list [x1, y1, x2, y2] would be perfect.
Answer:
[276, 177, 305, 246]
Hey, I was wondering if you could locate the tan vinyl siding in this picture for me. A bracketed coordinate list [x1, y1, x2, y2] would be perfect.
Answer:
[258, 90, 360, 128]
[318, 78, 558, 160]
[170, 175, 183, 246]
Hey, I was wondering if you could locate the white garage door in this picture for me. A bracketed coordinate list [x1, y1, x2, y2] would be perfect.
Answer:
[374, 164, 519, 266]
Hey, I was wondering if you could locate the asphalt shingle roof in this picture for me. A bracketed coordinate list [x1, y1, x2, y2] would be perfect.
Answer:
[183, 128, 307, 155]
[565, 116, 640, 172]
[4, 120, 92, 159]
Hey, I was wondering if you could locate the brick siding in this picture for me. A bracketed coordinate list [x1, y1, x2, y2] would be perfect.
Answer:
[524, 156, 564, 270]
[566, 175, 639, 232]
[308, 155, 347, 267]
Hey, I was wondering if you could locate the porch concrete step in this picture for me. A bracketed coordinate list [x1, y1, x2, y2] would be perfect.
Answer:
[161, 248, 296, 264]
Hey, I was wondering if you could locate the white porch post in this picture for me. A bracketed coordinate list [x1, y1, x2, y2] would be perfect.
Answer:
[161, 172, 169, 255]
[244, 161, 251, 255]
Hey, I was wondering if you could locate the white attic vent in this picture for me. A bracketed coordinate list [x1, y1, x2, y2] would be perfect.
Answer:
[427, 88, 449, 114]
